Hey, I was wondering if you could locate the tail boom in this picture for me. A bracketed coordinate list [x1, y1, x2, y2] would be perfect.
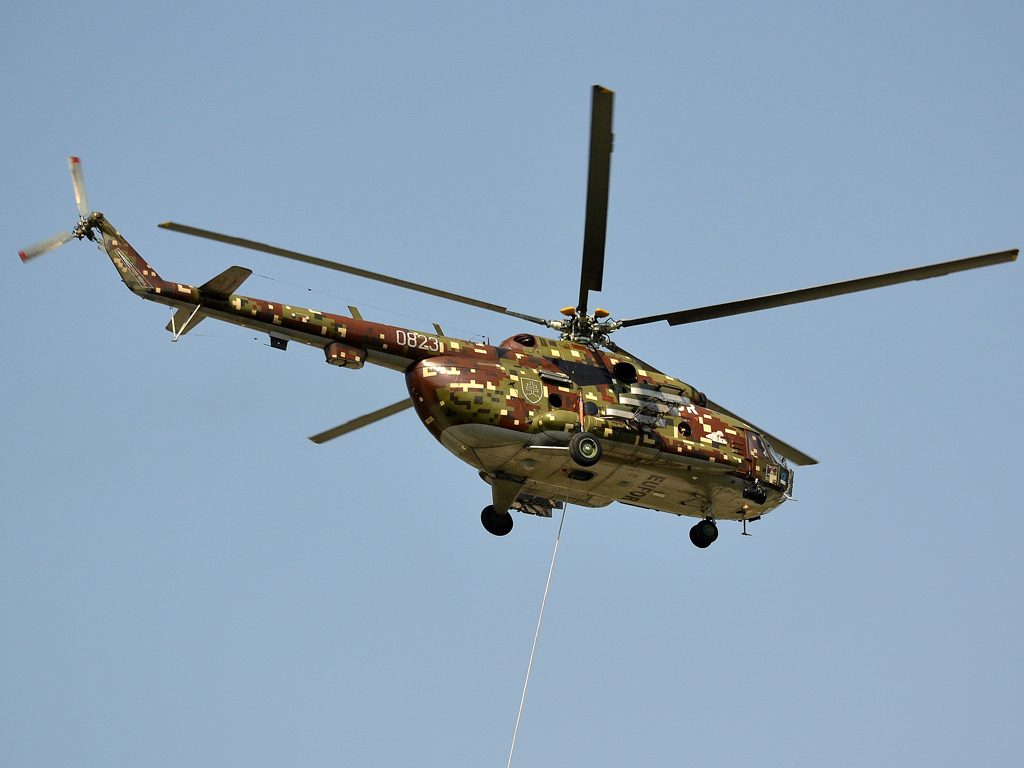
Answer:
[93, 215, 478, 370]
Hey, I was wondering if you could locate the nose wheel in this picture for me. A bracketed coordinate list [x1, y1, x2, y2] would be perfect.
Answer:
[689, 519, 718, 548]
[481, 505, 514, 536]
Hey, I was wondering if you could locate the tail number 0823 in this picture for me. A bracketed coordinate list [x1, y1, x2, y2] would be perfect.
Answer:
[396, 329, 441, 353]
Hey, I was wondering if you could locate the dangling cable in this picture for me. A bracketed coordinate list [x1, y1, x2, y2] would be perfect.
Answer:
[507, 481, 572, 768]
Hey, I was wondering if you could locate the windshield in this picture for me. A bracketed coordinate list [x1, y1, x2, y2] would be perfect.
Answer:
[763, 437, 787, 466]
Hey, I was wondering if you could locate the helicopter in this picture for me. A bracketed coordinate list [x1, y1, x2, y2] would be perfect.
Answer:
[19, 87, 1017, 547]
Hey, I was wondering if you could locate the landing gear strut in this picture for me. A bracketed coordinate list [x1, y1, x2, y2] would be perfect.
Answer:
[689, 518, 719, 548]
[481, 505, 514, 536]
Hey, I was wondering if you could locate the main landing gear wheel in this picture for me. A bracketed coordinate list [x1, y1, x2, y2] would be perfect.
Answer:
[689, 519, 719, 549]
[481, 505, 514, 536]
[569, 431, 602, 467]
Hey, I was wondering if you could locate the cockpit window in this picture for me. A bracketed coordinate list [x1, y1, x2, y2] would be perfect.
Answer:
[764, 438, 788, 466]
[746, 431, 767, 460]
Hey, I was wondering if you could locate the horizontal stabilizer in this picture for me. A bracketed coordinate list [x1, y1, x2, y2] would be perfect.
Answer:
[199, 266, 252, 299]
[165, 306, 207, 335]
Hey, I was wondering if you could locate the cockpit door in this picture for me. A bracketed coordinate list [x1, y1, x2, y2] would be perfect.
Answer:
[747, 430, 785, 487]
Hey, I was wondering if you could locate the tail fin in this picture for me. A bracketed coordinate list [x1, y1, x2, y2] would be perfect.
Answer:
[95, 216, 164, 291]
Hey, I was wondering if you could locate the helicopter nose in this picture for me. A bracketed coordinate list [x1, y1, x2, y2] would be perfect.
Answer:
[407, 361, 456, 430]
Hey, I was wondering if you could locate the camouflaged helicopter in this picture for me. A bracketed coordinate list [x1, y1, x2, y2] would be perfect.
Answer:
[20, 88, 1017, 546]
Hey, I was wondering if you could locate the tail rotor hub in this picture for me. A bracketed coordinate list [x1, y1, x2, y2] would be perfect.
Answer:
[72, 211, 104, 242]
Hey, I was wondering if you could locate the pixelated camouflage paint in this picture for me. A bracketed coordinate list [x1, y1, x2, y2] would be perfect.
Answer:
[97, 214, 791, 522]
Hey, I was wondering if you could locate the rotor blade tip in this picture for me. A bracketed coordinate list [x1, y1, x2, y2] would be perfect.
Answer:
[18, 251, 27, 262]
[158, 222, 171, 228]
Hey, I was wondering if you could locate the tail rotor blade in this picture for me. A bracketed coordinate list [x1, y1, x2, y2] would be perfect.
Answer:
[19, 231, 72, 262]
[68, 156, 89, 217]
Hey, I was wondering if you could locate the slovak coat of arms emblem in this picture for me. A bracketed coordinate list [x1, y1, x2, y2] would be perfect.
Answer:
[520, 376, 543, 404]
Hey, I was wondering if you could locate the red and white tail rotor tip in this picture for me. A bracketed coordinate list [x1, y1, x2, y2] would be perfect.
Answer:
[18, 157, 91, 263]
[68, 156, 89, 218]
[19, 231, 74, 262]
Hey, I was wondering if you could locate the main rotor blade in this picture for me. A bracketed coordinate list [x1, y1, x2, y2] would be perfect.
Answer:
[158, 222, 548, 326]
[621, 249, 1018, 327]
[19, 231, 72, 262]
[577, 85, 615, 315]
[309, 399, 414, 444]
[68, 156, 89, 217]
[706, 398, 818, 466]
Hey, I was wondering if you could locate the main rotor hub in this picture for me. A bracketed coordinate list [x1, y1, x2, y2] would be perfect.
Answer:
[546, 311, 621, 347]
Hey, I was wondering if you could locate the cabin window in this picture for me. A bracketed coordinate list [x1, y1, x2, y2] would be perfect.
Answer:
[548, 393, 563, 408]
[583, 401, 599, 416]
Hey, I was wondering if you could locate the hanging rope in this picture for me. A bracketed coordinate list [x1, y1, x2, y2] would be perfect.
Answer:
[507, 483, 572, 768]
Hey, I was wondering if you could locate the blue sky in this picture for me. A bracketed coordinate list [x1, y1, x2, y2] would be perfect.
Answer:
[2, 2, 1022, 766]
